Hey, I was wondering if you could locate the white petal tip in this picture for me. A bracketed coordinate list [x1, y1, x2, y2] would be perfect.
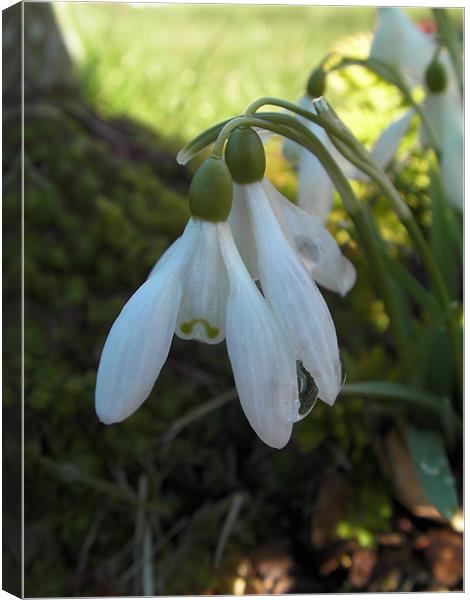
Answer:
[95, 404, 122, 425]
[259, 427, 292, 449]
[339, 259, 357, 297]
[319, 391, 338, 407]
[270, 439, 290, 450]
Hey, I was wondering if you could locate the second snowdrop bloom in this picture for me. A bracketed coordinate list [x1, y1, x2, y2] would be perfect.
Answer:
[225, 128, 344, 406]
[96, 157, 302, 449]
[370, 7, 435, 86]
[369, 8, 463, 210]
[422, 54, 463, 210]
[283, 95, 413, 222]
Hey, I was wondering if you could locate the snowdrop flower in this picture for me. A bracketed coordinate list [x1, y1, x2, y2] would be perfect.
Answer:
[440, 124, 463, 211]
[370, 7, 435, 86]
[96, 157, 303, 449]
[225, 128, 344, 406]
[370, 8, 463, 210]
[422, 53, 463, 210]
[283, 95, 413, 222]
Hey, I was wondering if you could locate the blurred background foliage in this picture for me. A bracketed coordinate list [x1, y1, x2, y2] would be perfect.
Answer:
[5, 2, 462, 596]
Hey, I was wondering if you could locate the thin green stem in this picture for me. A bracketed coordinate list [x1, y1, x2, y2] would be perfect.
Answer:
[329, 56, 441, 153]
[212, 116, 254, 158]
[176, 117, 233, 164]
[244, 95, 356, 148]
[245, 96, 318, 120]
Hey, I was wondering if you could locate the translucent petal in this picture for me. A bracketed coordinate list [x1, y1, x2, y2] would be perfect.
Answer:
[297, 146, 335, 223]
[95, 223, 196, 424]
[292, 105, 354, 221]
[219, 223, 299, 449]
[297, 94, 314, 113]
[369, 110, 414, 171]
[422, 93, 447, 149]
[175, 219, 228, 344]
[264, 178, 356, 296]
[441, 111, 463, 211]
[246, 182, 342, 406]
[370, 7, 436, 85]
[228, 185, 259, 279]
[282, 136, 302, 167]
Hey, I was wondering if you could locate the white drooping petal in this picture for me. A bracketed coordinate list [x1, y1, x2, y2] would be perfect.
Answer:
[229, 185, 259, 279]
[245, 183, 342, 406]
[296, 146, 335, 223]
[368, 110, 414, 172]
[95, 223, 197, 424]
[440, 111, 463, 211]
[422, 91, 453, 150]
[175, 219, 229, 344]
[218, 222, 299, 449]
[264, 178, 356, 296]
[370, 7, 436, 86]
[282, 136, 302, 167]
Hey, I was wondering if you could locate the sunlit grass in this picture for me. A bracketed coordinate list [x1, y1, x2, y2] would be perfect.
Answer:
[55, 3, 440, 143]
[55, 3, 462, 147]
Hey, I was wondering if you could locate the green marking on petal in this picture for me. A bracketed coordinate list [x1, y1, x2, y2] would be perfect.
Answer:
[180, 318, 219, 340]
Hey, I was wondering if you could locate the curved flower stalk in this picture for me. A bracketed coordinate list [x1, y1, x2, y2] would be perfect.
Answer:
[370, 7, 463, 210]
[283, 95, 413, 222]
[96, 158, 312, 449]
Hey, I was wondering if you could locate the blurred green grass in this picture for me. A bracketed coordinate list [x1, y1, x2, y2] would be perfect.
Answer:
[55, 3, 443, 143]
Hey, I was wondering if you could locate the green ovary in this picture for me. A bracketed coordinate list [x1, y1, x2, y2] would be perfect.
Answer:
[180, 318, 219, 340]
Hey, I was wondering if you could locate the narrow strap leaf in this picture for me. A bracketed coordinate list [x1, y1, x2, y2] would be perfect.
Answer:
[407, 426, 459, 520]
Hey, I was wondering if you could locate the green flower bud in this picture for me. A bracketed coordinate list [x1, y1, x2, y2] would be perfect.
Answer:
[425, 59, 447, 94]
[224, 127, 266, 184]
[306, 67, 326, 98]
[188, 157, 233, 222]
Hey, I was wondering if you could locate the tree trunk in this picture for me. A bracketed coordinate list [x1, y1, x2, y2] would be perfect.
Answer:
[3, 1, 78, 103]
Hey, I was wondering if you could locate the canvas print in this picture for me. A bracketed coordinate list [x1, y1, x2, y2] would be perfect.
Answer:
[2, 1, 463, 596]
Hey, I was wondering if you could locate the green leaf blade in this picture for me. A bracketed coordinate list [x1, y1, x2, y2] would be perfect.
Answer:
[407, 426, 459, 520]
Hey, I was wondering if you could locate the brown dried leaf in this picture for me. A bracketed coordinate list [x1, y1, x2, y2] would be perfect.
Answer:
[311, 473, 352, 546]
[349, 548, 378, 588]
